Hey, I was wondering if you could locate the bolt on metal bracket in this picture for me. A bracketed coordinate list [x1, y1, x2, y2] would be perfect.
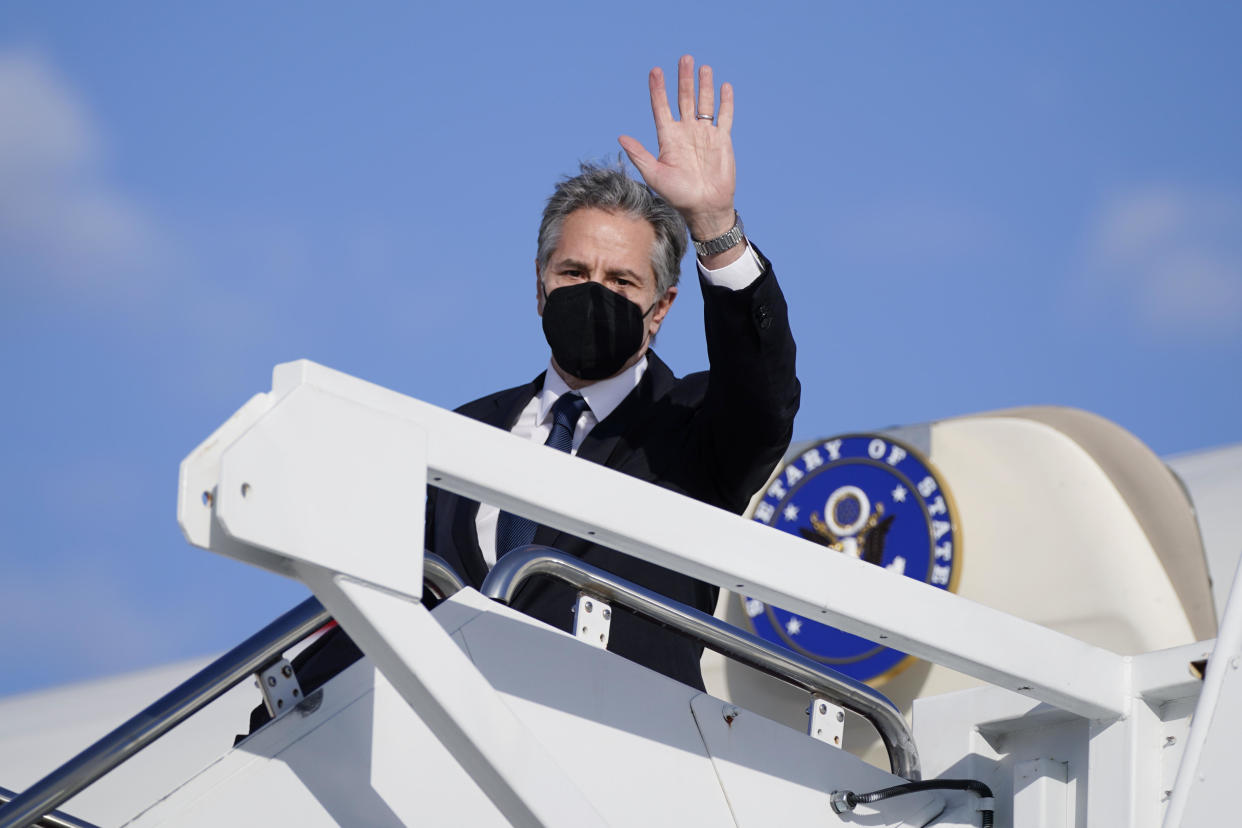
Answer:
[574, 593, 611, 649]
[254, 658, 303, 720]
[808, 693, 846, 748]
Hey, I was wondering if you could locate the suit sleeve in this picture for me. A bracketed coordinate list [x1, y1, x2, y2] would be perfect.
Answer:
[697, 244, 800, 511]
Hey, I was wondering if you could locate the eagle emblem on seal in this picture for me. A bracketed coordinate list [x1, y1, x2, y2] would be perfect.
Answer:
[743, 434, 961, 684]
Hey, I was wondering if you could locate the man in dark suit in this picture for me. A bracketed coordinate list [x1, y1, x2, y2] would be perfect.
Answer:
[425, 54, 799, 691]
[246, 57, 798, 728]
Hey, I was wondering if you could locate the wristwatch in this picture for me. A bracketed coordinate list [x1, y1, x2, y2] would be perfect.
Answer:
[692, 211, 746, 257]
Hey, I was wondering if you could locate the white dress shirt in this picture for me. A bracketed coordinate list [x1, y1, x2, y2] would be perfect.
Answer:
[476, 245, 764, 566]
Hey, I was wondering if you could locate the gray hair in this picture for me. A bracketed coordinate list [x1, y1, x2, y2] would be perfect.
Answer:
[536, 163, 687, 298]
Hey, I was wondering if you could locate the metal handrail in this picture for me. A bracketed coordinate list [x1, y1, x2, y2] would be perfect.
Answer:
[0, 553, 465, 828]
[424, 551, 468, 600]
[0, 789, 97, 828]
[481, 546, 921, 780]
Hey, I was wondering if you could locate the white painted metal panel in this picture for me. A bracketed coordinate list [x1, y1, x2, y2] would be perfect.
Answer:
[934, 416, 1198, 656]
[184, 360, 1126, 720]
[316, 576, 608, 827]
[1166, 443, 1242, 622]
[688, 695, 948, 826]
[447, 590, 736, 826]
[127, 657, 390, 826]
[131, 590, 961, 826]
[215, 384, 427, 599]
[1086, 704, 1165, 828]
[1014, 758, 1069, 828]
[368, 669, 511, 826]
[177, 391, 276, 550]
[914, 686, 1090, 827]
[1165, 557, 1242, 827]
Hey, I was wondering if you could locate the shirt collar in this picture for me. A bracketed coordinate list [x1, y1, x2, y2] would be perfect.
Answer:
[539, 355, 648, 425]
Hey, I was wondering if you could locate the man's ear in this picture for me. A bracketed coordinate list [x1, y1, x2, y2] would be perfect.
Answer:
[648, 286, 678, 336]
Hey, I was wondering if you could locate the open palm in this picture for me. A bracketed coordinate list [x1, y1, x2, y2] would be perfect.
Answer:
[619, 55, 737, 242]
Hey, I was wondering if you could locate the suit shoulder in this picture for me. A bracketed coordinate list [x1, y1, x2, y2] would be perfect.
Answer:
[453, 379, 538, 424]
[668, 369, 709, 399]
[455, 386, 514, 416]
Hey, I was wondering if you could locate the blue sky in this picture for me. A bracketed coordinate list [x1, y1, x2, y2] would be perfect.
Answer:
[2, 2, 1240, 696]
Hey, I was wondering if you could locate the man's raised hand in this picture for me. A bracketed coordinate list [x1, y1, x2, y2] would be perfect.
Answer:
[619, 55, 737, 244]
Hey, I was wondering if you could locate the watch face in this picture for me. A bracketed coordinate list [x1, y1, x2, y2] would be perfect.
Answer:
[743, 433, 962, 685]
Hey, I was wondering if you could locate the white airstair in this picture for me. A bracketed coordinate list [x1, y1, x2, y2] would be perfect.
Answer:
[1, 360, 1239, 827]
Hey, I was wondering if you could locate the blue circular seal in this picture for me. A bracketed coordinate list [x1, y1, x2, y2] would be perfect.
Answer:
[742, 434, 961, 685]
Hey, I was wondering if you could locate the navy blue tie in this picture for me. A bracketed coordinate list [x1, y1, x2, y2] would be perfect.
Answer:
[495, 393, 590, 558]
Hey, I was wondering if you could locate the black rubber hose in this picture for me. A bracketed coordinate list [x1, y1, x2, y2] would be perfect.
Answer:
[834, 778, 994, 827]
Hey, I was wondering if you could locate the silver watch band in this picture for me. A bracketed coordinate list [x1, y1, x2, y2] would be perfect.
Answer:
[692, 212, 745, 257]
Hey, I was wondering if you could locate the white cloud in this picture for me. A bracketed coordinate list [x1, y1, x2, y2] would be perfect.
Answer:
[1080, 187, 1242, 338]
[0, 48, 303, 398]
[0, 51, 94, 176]
[0, 49, 167, 304]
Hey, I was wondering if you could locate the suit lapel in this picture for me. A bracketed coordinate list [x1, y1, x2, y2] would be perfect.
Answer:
[577, 351, 675, 466]
[497, 374, 544, 431]
[534, 353, 677, 550]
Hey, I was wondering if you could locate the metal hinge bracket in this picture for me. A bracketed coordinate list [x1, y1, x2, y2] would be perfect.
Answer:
[255, 657, 304, 720]
[574, 593, 611, 649]
[808, 694, 845, 748]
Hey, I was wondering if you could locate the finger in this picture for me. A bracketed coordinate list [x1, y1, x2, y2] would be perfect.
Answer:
[697, 64, 714, 120]
[677, 54, 695, 121]
[618, 135, 658, 179]
[717, 81, 734, 133]
[648, 67, 673, 130]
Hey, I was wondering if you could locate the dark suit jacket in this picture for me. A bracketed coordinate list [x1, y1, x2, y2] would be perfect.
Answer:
[426, 253, 799, 690]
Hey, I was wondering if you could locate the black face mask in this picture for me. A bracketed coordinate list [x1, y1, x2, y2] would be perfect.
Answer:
[541, 281, 654, 381]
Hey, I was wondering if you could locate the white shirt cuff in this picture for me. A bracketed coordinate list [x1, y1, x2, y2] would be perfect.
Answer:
[697, 243, 763, 291]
